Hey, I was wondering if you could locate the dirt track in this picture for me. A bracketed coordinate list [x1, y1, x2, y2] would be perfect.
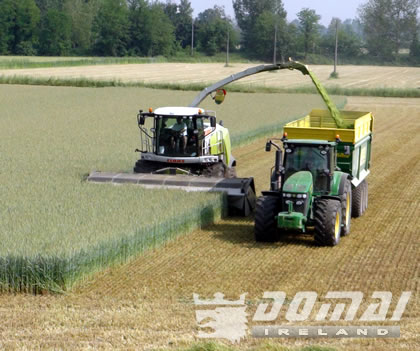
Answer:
[0, 97, 419, 350]
[2, 63, 420, 89]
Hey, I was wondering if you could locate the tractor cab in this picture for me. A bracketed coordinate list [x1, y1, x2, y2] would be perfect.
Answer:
[282, 140, 337, 195]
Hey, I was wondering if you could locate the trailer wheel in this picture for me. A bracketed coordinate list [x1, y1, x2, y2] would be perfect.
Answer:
[254, 196, 279, 242]
[351, 181, 364, 218]
[362, 180, 368, 213]
[340, 179, 352, 236]
[314, 198, 342, 246]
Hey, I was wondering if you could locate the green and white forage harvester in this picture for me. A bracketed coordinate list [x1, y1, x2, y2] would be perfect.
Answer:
[255, 62, 373, 246]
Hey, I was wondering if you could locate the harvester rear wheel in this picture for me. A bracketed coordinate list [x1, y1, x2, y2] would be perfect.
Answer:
[351, 181, 364, 218]
[314, 198, 342, 246]
[340, 180, 352, 236]
[254, 196, 279, 242]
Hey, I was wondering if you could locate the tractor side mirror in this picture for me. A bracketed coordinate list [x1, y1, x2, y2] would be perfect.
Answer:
[139, 115, 145, 125]
[265, 141, 272, 152]
[214, 89, 226, 105]
[210, 116, 216, 128]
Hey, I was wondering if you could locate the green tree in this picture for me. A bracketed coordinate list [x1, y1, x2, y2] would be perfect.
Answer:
[195, 6, 238, 56]
[409, 25, 420, 62]
[0, 0, 41, 55]
[0, 0, 16, 54]
[128, 0, 175, 57]
[297, 8, 321, 59]
[39, 9, 71, 55]
[64, 0, 100, 55]
[233, 0, 287, 59]
[320, 18, 363, 59]
[358, 0, 419, 60]
[92, 0, 129, 56]
[163, 0, 193, 49]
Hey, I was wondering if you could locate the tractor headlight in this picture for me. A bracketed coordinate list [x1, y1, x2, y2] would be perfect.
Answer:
[297, 194, 302, 198]
[302, 194, 307, 198]
[284, 193, 292, 198]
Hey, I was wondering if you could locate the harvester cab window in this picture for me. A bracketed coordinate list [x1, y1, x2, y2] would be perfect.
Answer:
[284, 145, 330, 193]
[156, 116, 199, 157]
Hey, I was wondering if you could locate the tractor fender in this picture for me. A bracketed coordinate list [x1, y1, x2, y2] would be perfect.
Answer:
[338, 173, 350, 195]
[331, 172, 349, 196]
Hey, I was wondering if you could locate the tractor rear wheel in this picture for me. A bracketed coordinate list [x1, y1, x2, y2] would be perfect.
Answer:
[340, 179, 352, 236]
[254, 196, 279, 242]
[314, 198, 342, 246]
[351, 181, 364, 218]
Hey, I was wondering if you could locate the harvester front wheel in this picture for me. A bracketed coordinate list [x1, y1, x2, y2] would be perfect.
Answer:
[314, 198, 342, 246]
[226, 167, 237, 178]
[340, 179, 352, 236]
[254, 196, 279, 242]
[204, 163, 225, 178]
[134, 160, 159, 173]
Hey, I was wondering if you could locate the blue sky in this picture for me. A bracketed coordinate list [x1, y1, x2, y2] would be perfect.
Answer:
[188, 0, 366, 26]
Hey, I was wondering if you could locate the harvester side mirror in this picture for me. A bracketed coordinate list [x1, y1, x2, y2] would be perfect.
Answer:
[265, 142, 272, 152]
[139, 115, 145, 125]
[210, 116, 216, 128]
[214, 89, 226, 105]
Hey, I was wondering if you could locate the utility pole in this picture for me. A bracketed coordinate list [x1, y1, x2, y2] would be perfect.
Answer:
[225, 27, 230, 67]
[191, 18, 194, 56]
[333, 19, 339, 75]
[273, 22, 278, 64]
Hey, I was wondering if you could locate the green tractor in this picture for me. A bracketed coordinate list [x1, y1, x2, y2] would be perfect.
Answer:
[255, 108, 373, 246]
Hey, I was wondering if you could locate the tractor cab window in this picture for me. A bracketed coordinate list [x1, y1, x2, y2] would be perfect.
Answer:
[156, 116, 199, 157]
[284, 145, 330, 193]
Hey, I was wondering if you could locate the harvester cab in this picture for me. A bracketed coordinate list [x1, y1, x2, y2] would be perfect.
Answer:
[135, 106, 236, 178]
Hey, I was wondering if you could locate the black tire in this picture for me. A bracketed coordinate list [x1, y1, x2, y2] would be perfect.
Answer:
[133, 160, 159, 173]
[226, 167, 237, 178]
[362, 180, 368, 213]
[351, 181, 364, 218]
[254, 196, 279, 242]
[314, 198, 342, 246]
[340, 179, 352, 236]
[203, 163, 225, 178]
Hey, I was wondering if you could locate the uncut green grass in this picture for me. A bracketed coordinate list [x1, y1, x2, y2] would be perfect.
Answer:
[0, 85, 345, 292]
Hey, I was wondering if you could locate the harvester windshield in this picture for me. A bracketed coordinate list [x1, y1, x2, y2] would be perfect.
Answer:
[156, 116, 204, 157]
[284, 145, 330, 193]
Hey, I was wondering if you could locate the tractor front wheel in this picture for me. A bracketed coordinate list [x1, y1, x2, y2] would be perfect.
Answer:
[314, 198, 342, 246]
[254, 196, 279, 242]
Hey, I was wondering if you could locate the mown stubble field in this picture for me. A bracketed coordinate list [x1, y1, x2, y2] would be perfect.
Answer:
[0, 96, 418, 350]
[1, 63, 420, 90]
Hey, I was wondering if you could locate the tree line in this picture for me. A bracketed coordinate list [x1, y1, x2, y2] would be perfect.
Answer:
[0, 0, 418, 64]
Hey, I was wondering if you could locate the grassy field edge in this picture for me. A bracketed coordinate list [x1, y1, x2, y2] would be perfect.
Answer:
[0, 74, 418, 98]
[0, 195, 226, 293]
